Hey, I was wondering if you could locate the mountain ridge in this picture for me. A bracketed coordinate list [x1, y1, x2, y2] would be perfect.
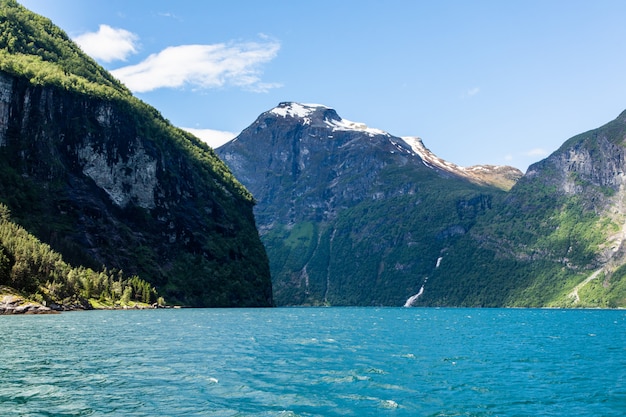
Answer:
[218, 102, 626, 307]
[415, 108, 626, 308]
[401, 136, 522, 190]
[236, 102, 523, 189]
[218, 101, 510, 306]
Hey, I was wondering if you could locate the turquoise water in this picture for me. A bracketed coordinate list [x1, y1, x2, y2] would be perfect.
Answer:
[0, 308, 625, 416]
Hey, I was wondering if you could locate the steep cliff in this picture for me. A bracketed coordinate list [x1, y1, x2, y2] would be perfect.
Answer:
[417, 110, 626, 308]
[218, 102, 509, 305]
[513, 110, 626, 304]
[0, 1, 272, 307]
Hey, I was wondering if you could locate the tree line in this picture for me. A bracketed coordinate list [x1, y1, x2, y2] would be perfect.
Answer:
[0, 203, 163, 307]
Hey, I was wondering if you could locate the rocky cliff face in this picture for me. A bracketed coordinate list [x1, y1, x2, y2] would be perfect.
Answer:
[525, 112, 626, 198]
[218, 102, 509, 306]
[514, 110, 626, 271]
[419, 110, 626, 308]
[221, 103, 423, 227]
[0, 70, 273, 307]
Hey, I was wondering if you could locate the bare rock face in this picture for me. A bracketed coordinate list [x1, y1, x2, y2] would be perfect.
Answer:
[527, 132, 626, 197]
[0, 294, 55, 314]
[515, 110, 626, 272]
[0, 72, 11, 146]
[221, 103, 420, 227]
[77, 137, 157, 209]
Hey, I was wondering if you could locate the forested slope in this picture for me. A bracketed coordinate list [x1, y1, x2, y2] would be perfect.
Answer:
[0, 0, 272, 307]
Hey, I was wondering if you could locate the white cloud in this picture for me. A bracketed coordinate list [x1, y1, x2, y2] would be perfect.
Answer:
[73, 24, 139, 62]
[111, 41, 281, 93]
[182, 128, 236, 148]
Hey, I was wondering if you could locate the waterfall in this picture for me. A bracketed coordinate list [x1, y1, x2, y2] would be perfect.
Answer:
[403, 285, 424, 307]
[404, 255, 442, 307]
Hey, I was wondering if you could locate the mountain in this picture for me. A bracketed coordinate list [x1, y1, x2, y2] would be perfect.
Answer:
[0, 0, 272, 307]
[217, 102, 519, 305]
[218, 102, 626, 308]
[402, 136, 522, 190]
[418, 109, 626, 308]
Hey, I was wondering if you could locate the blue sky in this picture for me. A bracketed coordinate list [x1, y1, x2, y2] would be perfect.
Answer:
[18, 0, 626, 172]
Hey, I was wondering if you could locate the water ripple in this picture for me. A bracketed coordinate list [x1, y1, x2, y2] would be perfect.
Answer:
[0, 308, 624, 416]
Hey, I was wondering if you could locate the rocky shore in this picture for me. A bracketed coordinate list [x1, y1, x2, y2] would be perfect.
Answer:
[0, 286, 174, 314]
[0, 294, 57, 315]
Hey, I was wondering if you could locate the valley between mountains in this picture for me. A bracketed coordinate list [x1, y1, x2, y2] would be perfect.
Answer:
[218, 102, 626, 307]
[1, 0, 625, 309]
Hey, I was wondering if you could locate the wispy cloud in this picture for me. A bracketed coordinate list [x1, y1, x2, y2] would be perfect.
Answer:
[73, 24, 139, 62]
[182, 128, 236, 148]
[157, 11, 182, 21]
[524, 148, 548, 157]
[461, 87, 480, 99]
[111, 41, 281, 93]
[466, 87, 480, 97]
[74, 25, 281, 94]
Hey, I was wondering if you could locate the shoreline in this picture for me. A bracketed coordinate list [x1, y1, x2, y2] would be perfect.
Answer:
[0, 291, 170, 315]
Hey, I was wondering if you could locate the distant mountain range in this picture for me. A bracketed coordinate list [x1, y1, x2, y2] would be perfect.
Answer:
[2, 0, 625, 309]
[218, 102, 626, 307]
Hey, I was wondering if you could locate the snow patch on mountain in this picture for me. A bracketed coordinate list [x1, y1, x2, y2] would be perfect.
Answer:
[270, 102, 326, 123]
[325, 118, 389, 137]
[401, 136, 522, 190]
[402, 136, 466, 172]
[270, 102, 388, 137]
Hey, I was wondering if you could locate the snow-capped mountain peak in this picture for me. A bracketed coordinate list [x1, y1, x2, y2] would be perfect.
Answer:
[269, 102, 389, 137]
[269, 102, 328, 120]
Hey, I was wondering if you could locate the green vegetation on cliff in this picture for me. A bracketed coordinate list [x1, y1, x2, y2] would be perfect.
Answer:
[0, 0, 128, 98]
[0, 0, 252, 204]
[0, 0, 272, 307]
[0, 203, 160, 308]
[413, 115, 626, 308]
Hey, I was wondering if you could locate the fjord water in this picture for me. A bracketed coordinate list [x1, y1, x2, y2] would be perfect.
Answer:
[1, 308, 624, 416]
